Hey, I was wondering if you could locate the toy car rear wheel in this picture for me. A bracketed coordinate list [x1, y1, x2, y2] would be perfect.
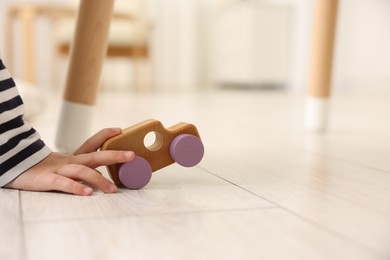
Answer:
[118, 156, 152, 189]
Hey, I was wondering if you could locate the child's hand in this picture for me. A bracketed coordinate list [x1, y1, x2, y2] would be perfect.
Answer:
[5, 128, 134, 196]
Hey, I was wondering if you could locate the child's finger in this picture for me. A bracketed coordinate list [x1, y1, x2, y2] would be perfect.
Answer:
[57, 164, 117, 193]
[71, 150, 135, 168]
[42, 173, 93, 196]
[74, 128, 122, 155]
[4, 171, 92, 196]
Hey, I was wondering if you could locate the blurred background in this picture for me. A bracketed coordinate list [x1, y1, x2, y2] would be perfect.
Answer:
[0, 0, 390, 95]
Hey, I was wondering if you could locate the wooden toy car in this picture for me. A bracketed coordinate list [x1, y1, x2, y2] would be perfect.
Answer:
[101, 119, 204, 189]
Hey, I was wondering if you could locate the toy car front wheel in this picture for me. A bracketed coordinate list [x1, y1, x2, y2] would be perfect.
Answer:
[118, 156, 152, 189]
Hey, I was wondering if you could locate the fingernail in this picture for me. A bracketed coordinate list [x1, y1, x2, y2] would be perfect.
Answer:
[108, 184, 118, 193]
[83, 187, 93, 195]
[124, 151, 135, 160]
[111, 127, 122, 134]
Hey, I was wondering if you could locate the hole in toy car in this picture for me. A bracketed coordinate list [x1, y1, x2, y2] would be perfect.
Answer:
[144, 131, 163, 151]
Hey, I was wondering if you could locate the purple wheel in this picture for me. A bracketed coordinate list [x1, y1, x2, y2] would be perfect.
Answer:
[170, 134, 204, 167]
[118, 156, 152, 189]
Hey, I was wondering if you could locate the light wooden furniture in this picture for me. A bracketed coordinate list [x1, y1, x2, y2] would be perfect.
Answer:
[4, 4, 76, 83]
[5, 2, 153, 152]
[4, 1, 150, 89]
[6, 0, 338, 153]
[55, 0, 115, 152]
[305, 0, 339, 131]
[55, 0, 150, 92]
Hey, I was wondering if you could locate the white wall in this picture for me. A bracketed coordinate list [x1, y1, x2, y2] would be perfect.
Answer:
[209, 1, 292, 86]
[149, 0, 199, 91]
[334, 0, 390, 90]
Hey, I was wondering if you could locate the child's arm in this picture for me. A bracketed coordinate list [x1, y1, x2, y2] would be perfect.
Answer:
[5, 128, 135, 195]
[0, 58, 53, 187]
[0, 57, 133, 195]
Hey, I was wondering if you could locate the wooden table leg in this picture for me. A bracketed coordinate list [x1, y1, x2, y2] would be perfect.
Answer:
[21, 6, 37, 84]
[56, 0, 114, 152]
[305, 0, 339, 131]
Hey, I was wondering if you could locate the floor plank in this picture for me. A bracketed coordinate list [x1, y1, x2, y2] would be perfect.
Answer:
[24, 209, 380, 260]
[201, 144, 390, 257]
[0, 189, 24, 260]
[21, 166, 274, 222]
[20, 87, 390, 260]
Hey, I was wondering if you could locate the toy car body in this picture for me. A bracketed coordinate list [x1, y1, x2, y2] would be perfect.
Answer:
[101, 119, 204, 189]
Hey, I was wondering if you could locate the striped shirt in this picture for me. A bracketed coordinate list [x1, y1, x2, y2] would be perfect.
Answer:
[0, 57, 51, 187]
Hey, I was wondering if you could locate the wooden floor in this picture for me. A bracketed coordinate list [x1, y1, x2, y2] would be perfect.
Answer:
[1, 87, 390, 260]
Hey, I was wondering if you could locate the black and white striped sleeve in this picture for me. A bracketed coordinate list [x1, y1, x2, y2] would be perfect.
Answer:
[0, 58, 51, 187]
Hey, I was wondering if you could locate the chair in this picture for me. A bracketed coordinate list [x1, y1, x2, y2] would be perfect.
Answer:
[4, 4, 76, 84]
[5, 0, 151, 91]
